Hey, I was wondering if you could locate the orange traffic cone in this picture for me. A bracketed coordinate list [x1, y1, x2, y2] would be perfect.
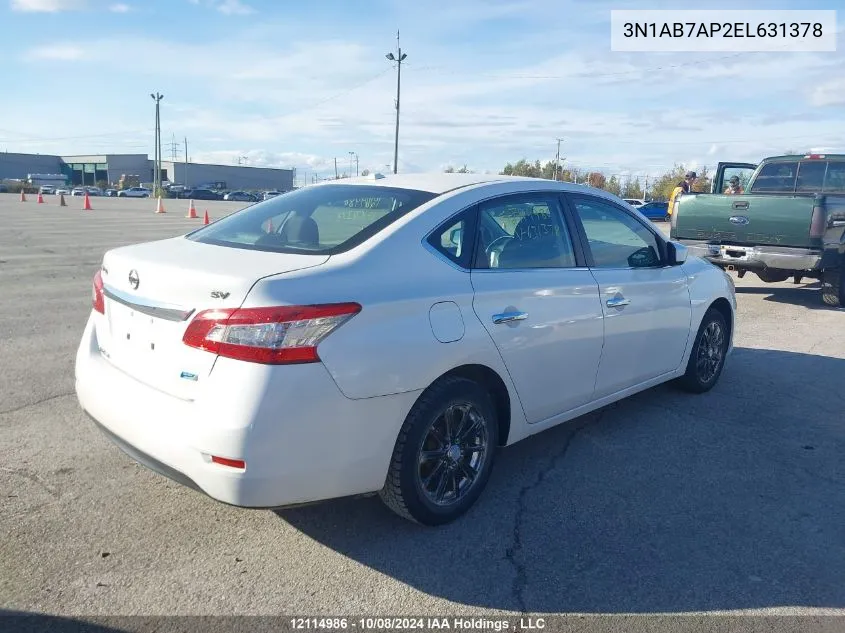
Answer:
[59, 193, 67, 207]
[83, 193, 92, 211]
[20, 190, 26, 202]
[203, 210, 210, 225]
[37, 192, 44, 204]
[186, 199, 198, 219]
[155, 196, 166, 214]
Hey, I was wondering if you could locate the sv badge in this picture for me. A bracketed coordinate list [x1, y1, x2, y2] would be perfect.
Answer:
[210, 291, 230, 299]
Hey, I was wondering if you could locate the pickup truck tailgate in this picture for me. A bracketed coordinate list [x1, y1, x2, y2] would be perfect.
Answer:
[673, 194, 815, 248]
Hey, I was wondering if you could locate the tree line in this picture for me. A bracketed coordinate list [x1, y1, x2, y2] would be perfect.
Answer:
[444, 160, 714, 201]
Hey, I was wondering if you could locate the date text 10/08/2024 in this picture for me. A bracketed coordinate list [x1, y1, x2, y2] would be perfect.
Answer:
[290, 617, 547, 631]
[622, 22, 824, 38]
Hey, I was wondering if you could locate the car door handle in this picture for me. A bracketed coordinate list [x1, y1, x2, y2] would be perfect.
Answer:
[492, 311, 528, 324]
[732, 201, 749, 210]
[606, 297, 630, 308]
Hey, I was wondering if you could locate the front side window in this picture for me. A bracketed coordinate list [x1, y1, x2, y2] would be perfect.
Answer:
[474, 194, 576, 269]
[570, 196, 662, 269]
[187, 185, 436, 254]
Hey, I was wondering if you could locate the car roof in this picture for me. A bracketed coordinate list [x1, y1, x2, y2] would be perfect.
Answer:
[316, 173, 546, 194]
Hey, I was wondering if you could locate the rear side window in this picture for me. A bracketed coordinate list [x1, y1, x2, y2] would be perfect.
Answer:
[750, 162, 798, 193]
[187, 185, 436, 255]
[824, 162, 845, 193]
[426, 208, 477, 269]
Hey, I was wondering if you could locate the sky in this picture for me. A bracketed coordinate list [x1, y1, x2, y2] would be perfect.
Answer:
[1, 0, 844, 184]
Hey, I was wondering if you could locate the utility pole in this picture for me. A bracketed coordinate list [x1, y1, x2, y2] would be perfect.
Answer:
[355, 153, 359, 177]
[184, 137, 188, 188]
[644, 174, 649, 200]
[150, 92, 163, 194]
[334, 157, 339, 180]
[385, 31, 407, 174]
[348, 151, 354, 178]
[554, 138, 563, 181]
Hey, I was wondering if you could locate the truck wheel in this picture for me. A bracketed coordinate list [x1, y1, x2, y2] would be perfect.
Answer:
[821, 265, 845, 308]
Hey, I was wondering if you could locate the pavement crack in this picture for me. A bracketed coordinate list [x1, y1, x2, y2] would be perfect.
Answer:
[0, 467, 60, 499]
[0, 391, 75, 416]
[504, 407, 608, 613]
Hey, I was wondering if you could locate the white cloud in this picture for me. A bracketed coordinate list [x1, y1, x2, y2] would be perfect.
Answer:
[811, 78, 845, 107]
[11, 0, 84, 11]
[216, 0, 253, 15]
[109, 3, 131, 12]
[27, 44, 86, 60]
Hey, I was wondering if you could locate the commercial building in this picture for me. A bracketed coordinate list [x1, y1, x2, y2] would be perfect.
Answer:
[0, 152, 294, 191]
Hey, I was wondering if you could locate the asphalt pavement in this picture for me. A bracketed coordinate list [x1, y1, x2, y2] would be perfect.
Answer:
[1, 192, 844, 630]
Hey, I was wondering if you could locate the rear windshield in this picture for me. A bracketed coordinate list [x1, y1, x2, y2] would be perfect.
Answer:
[750, 159, 845, 194]
[186, 184, 437, 254]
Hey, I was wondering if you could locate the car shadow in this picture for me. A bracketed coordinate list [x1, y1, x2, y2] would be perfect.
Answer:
[275, 347, 845, 614]
[735, 281, 841, 310]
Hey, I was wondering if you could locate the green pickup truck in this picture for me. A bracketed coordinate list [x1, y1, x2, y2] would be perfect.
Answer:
[670, 154, 845, 307]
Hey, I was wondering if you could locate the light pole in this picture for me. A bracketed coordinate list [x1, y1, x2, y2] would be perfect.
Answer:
[385, 31, 407, 175]
[150, 92, 164, 194]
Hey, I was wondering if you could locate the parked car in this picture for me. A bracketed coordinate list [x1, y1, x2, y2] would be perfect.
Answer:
[117, 187, 151, 198]
[105, 189, 118, 197]
[86, 187, 102, 196]
[76, 174, 736, 525]
[224, 191, 256, 202]
[0, 183, 8, 193]
[671, 153, 845, 307]
[39, 185, 56, 195]
[262, 190, 282, 201]
[71, 188, 86, 196]
[623, 198, 645, 208]
[637, 200, 670, 222]
[55, 188, 70, 196]
[183, 188, 221, 201]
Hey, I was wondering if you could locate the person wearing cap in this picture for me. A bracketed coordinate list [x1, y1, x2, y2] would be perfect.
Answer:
[724, 175, 744, 195]
[668, 171, 697, 217]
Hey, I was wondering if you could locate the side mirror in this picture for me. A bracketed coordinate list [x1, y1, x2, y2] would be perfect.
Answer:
[667, 241, 688, 265]
[449, 227, 463, 246]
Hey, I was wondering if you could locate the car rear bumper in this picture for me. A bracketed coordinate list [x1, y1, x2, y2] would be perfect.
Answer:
[75, 314, 419, 508]
[680, 240, 822, 271]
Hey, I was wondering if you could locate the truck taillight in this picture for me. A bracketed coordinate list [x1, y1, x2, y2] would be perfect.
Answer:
[92, 270, 105, 314]
[182, 303, 361, 364]
[810, 196, 827, 239]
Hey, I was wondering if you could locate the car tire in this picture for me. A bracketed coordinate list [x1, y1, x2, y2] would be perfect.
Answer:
[821, 264, 845, 308]
[675, 307, 729, 394]
[379, 376, 498, 526]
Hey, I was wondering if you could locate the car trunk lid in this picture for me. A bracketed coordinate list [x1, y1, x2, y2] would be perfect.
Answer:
[97, 236, 328, 400]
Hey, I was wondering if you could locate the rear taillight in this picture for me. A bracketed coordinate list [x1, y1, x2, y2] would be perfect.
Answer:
[92, 270, 105, 314]
[810, 195, 827, 239]
[182, 303, 361, 364]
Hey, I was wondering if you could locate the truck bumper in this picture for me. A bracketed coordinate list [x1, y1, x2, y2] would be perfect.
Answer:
[680, 240, 823, 272]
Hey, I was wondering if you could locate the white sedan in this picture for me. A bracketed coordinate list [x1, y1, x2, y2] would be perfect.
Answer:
[75, 174, 736, 525]
[116, 187, 151, 198]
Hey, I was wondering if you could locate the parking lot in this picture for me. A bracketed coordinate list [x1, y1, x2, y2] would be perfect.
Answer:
[1, 192, 844, 625]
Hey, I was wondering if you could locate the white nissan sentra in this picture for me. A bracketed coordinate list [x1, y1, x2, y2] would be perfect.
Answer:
[75, 173, 736, 525]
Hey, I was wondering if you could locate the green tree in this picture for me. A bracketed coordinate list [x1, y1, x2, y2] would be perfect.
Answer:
[605, 175, 622, 196]
[621, 176, 643, 199]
